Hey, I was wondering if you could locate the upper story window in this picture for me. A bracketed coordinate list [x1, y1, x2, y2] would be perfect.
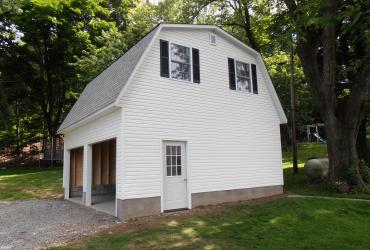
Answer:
[235, 61, 251, 92]
[228, 57, 258, 94]
[171, 43, 191, 81]
[160, 40, 200, 83]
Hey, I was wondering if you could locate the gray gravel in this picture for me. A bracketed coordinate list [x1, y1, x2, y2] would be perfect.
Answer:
[0, 199, 119, 250]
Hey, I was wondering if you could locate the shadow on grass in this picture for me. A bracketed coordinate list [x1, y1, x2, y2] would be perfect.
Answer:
[54, 198, 370, 250]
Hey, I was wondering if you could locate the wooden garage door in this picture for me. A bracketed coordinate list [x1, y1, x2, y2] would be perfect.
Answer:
[70, 147, 84, 187]
[92, 139, 116, 185]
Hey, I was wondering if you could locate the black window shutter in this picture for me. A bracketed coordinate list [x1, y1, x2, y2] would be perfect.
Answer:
[251, 64, 258, 94]
[192, 48, 200, 83]
[160, 40, 169, 78]
[228, 58, 236, 90]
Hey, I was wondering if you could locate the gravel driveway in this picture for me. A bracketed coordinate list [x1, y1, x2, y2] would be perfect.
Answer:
[0, 199, 119, 250]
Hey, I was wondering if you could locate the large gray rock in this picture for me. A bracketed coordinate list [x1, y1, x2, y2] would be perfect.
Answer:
[304, 158, 329, 181]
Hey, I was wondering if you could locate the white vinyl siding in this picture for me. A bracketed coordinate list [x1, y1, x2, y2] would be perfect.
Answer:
[63, 108, 123, 193]
[117, 28, 283, 200]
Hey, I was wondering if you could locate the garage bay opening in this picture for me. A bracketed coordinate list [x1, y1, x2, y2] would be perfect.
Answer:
[91, 139, 116, 215]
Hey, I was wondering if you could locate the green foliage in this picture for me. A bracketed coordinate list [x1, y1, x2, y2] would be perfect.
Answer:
[359, 160, 370, 183]
[0, 0, 127, 148]
[72, 28, 127, 83]
[284, 143, 370, 198]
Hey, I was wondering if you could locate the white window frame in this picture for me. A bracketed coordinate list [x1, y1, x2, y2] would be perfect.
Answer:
[165, 144, 183, 177]
[235, 60, 252, 93]
[209, 33, 216, 45]
[169, 42, 193, 83]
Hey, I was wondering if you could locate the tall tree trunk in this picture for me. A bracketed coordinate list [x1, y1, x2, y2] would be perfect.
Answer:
[284, 0, 370, 187]
[357, 117, 368, 163]
[325, 118, 364, 186]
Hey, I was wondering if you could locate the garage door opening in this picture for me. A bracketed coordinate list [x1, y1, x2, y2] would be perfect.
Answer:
[69, 147, 84, 202]
[91, 139, 116, 215]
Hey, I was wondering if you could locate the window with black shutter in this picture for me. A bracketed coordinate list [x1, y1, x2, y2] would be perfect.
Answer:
[251, 64, 258, 94]
[160, 40, 169, 78]
[228, 58, 236, 90]
[162, 41, 200, 84]
[192, 48, 200, 83]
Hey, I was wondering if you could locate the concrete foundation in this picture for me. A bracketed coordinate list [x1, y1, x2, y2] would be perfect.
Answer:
[70, 186, 83, 198]
[191, 185, 284, 207]
[69, 185, 115, 198]
[116, 185, 282, 220]
[117, 196, 161, 220]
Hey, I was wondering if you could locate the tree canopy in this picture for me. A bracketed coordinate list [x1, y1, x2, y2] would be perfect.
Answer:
[1, 0, 369, 187]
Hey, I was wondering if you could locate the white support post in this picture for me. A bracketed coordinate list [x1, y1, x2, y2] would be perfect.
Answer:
[83, 144, 92, 206]
[63, 148, 70, 199]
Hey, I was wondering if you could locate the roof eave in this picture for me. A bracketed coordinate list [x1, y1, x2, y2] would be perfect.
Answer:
[57, 103, 119, 134]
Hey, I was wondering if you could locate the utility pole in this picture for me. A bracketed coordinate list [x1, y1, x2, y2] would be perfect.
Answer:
[290, 35, 298, 174]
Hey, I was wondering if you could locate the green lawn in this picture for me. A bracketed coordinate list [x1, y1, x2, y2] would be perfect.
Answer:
[283, 143, 370, 199]
[2, 144, 369, 249]
[54, 197, 370, 250]
[282, 142, 328, 168]
[0, 168, 63, 200]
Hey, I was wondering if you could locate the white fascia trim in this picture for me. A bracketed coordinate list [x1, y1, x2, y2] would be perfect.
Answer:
[114, 23, 287, 124]
[58, 103, 119, 134]
[114, 24, 163, 106]
[213, 28, 259, 57]
[256, 54, 287, 124]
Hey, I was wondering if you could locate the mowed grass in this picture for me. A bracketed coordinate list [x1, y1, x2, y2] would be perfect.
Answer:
[282, 142, 328, 168]
[0, 168, 63, 200]
[283, 143, 370, 199]
[54, 197, 370, 250]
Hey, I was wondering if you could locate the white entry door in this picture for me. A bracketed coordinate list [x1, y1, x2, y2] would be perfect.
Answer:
[163, 141, 188, 210]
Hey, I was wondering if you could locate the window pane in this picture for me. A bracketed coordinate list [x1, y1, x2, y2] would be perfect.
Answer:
[177, 146, 181, 156]
[166, 146, 171, 155]
[177, 156, 181, 165]
[167, 166, 171, 176]
[172, 166, 177, 176]
[171, 62, 191, 81]
[166, 156, 171, 166]
[236, 61, 250, 78]
[172, 156, 176, 165]
[177, 165, 182, 175]
[171, 44, 190, 63]
[237, 77, 251, 92]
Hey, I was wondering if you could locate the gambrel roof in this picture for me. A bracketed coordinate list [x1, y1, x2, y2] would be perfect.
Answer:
[58, 25, 160, 132]
[58, 24, 286, 133]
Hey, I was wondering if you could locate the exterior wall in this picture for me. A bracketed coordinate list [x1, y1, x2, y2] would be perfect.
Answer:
[117, 27, 284, 205]
[63, 108, 123, 205]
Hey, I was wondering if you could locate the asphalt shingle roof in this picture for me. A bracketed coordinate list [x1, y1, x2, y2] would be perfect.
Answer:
[58, 25, 159, 132]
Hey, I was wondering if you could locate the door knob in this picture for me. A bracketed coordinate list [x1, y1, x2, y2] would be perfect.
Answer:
[184, 178, 188, 181]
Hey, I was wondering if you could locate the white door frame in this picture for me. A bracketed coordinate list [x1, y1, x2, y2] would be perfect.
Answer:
[160, 139, 191, 212]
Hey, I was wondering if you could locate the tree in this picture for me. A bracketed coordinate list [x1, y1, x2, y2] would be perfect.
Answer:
[283, 0, 370, 187]
[1, 0, 118, 139]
